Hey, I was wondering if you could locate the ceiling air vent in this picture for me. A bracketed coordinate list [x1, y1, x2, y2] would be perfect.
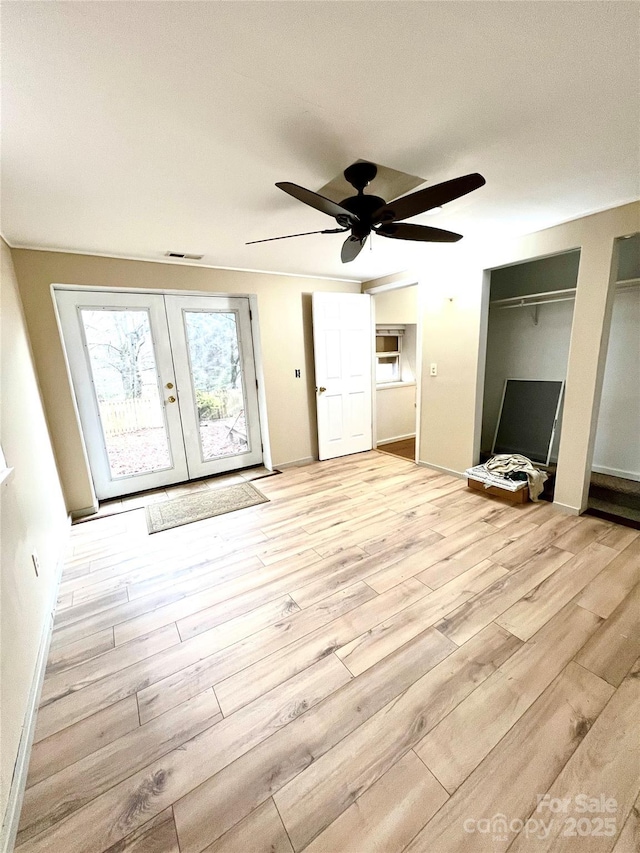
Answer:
[164, 251, 204, 260]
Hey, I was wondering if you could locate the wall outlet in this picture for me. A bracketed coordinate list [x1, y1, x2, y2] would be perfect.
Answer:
[32, 552, 40, 577]
[294, 369, 301, 378]
[430, 363, 438, 376]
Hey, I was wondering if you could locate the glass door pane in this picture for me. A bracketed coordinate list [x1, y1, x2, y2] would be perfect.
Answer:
[80, 308, 172, 477]
[165, 295, 263, 479]
[55, 290, 189, 500]
[183, 311, 249, 461]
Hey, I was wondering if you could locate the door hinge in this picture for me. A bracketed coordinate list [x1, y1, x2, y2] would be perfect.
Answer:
[256, 379, 259, 390]
[249, 309, 253, 321]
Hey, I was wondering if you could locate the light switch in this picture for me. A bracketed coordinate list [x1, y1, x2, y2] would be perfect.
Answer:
[430, 363, 438, 376]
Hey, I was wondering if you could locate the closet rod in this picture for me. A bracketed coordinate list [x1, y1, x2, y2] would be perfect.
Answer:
[490, 280, 640, 310]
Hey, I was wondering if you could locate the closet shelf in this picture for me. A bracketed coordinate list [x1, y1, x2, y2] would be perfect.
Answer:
[491, 279, 640, 310]
[490, 288, 576, 309]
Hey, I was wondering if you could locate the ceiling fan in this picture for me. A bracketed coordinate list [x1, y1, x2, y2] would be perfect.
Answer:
[247, 162, 486, 263]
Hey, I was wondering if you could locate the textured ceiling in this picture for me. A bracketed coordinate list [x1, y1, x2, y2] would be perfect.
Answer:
[2, 1, 639, 281]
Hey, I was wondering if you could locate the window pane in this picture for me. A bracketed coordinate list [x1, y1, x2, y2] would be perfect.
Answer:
[376, 335, 400, 353]
[376, 355, 400, 383]
[183, 311, 249, 461]
[81, 308, 172, 477]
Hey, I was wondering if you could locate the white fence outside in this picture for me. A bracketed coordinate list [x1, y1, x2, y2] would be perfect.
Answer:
[98, 397, 163, 437]
[98, 389, 245, 437]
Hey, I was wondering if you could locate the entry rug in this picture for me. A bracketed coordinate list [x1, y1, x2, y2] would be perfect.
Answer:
[146, 482, 269, 533]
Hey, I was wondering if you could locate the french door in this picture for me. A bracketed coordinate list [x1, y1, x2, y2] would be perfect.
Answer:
[55, 290, 262, 499]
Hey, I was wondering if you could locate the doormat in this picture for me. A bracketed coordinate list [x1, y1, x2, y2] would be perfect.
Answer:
[146, 482, 268, 533]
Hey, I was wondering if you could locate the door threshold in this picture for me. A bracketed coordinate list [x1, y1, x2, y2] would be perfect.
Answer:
[73, 465, 280, 523]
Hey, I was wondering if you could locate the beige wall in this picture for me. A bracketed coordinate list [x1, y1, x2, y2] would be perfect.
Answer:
[372, 285, 418, 324]
[0, 241, 68, 825]
[11, 250, 359, 512]
[362, 202, 639, 511]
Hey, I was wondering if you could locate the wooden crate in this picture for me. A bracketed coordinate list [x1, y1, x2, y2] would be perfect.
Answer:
[467, 477, 529, 504]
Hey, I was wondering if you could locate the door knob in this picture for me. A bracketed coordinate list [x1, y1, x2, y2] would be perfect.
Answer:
[166, 382, 174, 389]
[318, 386, 327, 393]
[167, 396, 176, 403]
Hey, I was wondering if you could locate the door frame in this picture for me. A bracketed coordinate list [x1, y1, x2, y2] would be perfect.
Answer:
[51, 284, 272, 501]
[365, 278, 422, 463]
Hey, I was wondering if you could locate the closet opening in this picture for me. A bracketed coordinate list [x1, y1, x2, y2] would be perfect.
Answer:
[481, 250, 581, 501]
[587, 233, 640, 527]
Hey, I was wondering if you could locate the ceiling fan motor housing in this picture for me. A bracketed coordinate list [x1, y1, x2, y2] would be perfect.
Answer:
[338, 194, 387, 238]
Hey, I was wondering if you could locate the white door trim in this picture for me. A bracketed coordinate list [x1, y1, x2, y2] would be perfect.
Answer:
[366, 280, 421, 463]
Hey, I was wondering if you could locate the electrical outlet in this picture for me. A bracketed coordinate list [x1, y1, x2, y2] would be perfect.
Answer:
[430, 363, 438, 376]
[32, 552, 40, 577]
[294, 369, 301, 378]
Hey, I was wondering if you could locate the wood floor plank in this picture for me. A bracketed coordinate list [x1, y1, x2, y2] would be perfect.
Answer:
[611, 791, 640, 853]
[366, 521, 498, 593]
[404, 662, 614, 853]
[172, 628, 457, 853]
[289, 530, 443, 609]
[508, 658, 640, 852]
[335, 560, 510, 677]
[273, 623, 519, 851]
[45, 628, 115, 675]
[212, 578, 433, 717]
[138, 580, 376, 722]
[489, 511, 581, 570]
[575, 584, 640, 686]
[18, 689, 222, 845]
[115, 550, 321, 645]
[416, 518, 539, 589]
[435, 545, 573, 646]
[574, 538, 640, 618]
[15, 654, 353, 853]
[102, 808, 180, 853]
[553, 515, 612, 554]
[301, 750, 447, 853]
[415, 602, 603, 793]
[197, 799, 293, 853]
[25, 695, 139, 789]
[597, 525, 639, 552]
[494, 541, 618, 641]
[40, 623, 181, 707]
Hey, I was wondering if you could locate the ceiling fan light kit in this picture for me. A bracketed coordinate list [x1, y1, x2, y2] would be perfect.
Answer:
[248, 162, 486, 262]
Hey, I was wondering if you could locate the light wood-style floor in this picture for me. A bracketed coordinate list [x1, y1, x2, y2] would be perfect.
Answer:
[17, 452, 640, 853]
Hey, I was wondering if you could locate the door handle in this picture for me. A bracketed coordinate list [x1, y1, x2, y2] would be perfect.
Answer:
[167, 396, 176, 403]
[317, 386, 327, 394]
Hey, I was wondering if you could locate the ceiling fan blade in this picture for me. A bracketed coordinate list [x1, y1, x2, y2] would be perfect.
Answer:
[373, 173, 486, 223]
[375, 223, 463, 242]
[246, 227, 348, 245]
[276, 182, 358, 222]
[341, 235, 366, 263]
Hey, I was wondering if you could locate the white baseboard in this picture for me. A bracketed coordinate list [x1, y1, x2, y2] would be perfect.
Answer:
[0, 516, 71, 853]
[552, 501, 582, 516]
[376, 433, 416, 446]
[591, 465, 640, 482]
[416, 461, 466, 479]
[276, 456, 316, 470]
[70, 504, 99, 521]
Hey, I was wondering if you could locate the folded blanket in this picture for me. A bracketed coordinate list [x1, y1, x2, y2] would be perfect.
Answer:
[484, 454, 548, 501]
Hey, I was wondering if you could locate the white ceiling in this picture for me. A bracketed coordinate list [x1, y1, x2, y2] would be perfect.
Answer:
[2, 1, 639, 282]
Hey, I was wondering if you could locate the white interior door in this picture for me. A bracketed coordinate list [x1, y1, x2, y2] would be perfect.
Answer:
[56, 290, 264, 499]
[56, 290, 189, 499]
[164, 295, 262, 478]
[312, 292, 373, 460]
